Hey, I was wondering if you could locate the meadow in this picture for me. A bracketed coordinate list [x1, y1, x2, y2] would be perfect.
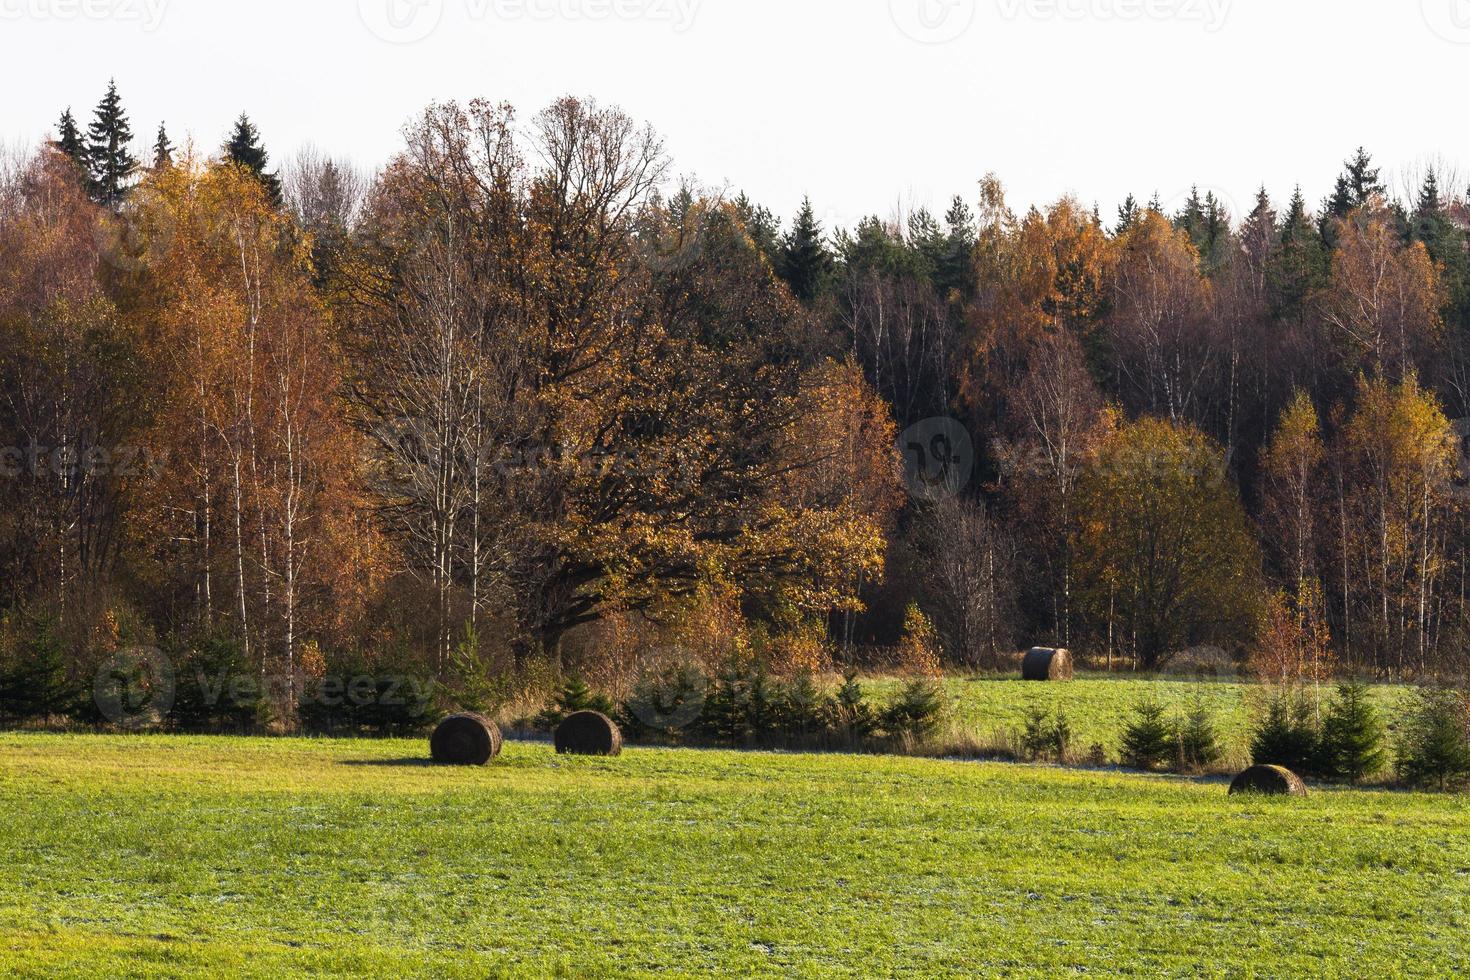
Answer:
[862, 673, 1416, 766]
[2, 730, 1467, 977]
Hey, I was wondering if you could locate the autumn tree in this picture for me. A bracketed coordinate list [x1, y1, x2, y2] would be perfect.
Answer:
[347, 98, 896, 671]
[1106, 210, 1217, 429]
[124, 152, 361, 704]
[1332, 373, 1457, 675]
[0, 149, 149, 645]
[1318, 199, 1443, 382]
[1075, 416, 1263, 670]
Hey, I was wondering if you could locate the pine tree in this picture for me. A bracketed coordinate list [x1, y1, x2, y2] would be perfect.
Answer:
[85, 79, 139, 207]
[1412, 168, 1469, 320]
[1120, 698, 1174, 771]
[1318, 679, 1386, 782]
[53, 108, 88, 173]
[777, 197, 833, 303]
[938, 195, 977, 299]
[152, 122, 173, 169]
[1239, 187, 1279, 274]
[1322, 147, 1385, 244]
[223, 113, 283, 206]
[733, 191, 780, 265]
[1250, 690, 1320, 775]
[1270, 187, 1327, 323]
[1174, 700, 1223, 772]
[1174, 186, 1207, 246]
[1115, 193, 1140, 236]
[1395, 689, 1470, 792]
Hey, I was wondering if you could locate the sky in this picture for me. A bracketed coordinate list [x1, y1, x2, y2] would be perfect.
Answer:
[3, 0, 1469, 231]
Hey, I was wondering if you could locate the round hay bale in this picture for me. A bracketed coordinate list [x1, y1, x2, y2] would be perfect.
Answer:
[430, 713, 502, 766]
[554, 711, 623, 757]
[1229, 764, 1308, 797]
[1022, 647, 1074, 681]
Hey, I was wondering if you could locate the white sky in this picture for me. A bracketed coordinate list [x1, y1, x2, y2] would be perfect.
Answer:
[3, 0, 1469, 231]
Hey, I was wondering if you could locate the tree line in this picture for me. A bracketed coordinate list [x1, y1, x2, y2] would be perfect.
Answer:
[3, 81, 1470, 728]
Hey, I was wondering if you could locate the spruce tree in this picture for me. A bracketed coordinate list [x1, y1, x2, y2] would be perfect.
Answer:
[152, 122, 173, 169]
[1239, 187, 1279, 272]
[1322, 147, 1385, 244]
[733, 191, 781, 265]
[938, 195, 977, 300]
[777, 197, 833, 303]
[53, 108, 88, 173]
[1319, 679, 1386, 783]
[1115, 193, 1140, 235]
[1120, 699, 1174, 771]
[1250, 690, 1320, 775]
[1412, 168, 1469, 320]
[1396, 689, 1470, 792]
[85, 79, 139, 207]
[223, 113, 283, 205]
[1270, 187, 1327, 323]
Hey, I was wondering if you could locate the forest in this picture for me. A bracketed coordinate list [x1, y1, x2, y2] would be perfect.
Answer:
[4, 80, 1470, 727]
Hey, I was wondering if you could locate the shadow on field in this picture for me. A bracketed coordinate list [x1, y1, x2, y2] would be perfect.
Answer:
[337, 758, 436, 768]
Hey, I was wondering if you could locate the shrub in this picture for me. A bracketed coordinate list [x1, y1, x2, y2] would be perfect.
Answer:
[1250, 690, 1320, 776]
[170, 632, 263, 733]
[619, 662, 708, 740]
[881, 678, 944, 742]
[448, 625, 513, 717]
[1120, 699, 1174, 771]
[831, 671, 876, 744]
[1318, 679, 1386, 783]
[0, 610, 79, 725]
[1020, 706, 1072, 762]
[536, 676, 616, 732]
[780, 673, 828, 739]
[895, 604, 942, 676]
[1395, 689, 1470, 792]
[1174, 700, 1222, 772]
[297, 651, 437, 736]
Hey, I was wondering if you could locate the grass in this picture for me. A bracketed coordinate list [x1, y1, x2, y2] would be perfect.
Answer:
[865, 673, 1418, 766]
[2, 733, 1468, 977]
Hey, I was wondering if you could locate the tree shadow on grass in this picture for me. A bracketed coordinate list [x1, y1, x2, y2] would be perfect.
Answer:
[338, 758, 437, 768]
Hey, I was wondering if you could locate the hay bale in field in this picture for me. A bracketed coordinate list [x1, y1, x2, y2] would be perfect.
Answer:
[554, 710, 623, 757]
[1229, 764, 1308, 797]
[1022, 647, 1074, 681]
[430, 713, 503, 766]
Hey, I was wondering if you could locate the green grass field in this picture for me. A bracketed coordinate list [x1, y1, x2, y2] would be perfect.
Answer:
[2, 732, 1467, 977]
[867, 674, 1415, 766]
